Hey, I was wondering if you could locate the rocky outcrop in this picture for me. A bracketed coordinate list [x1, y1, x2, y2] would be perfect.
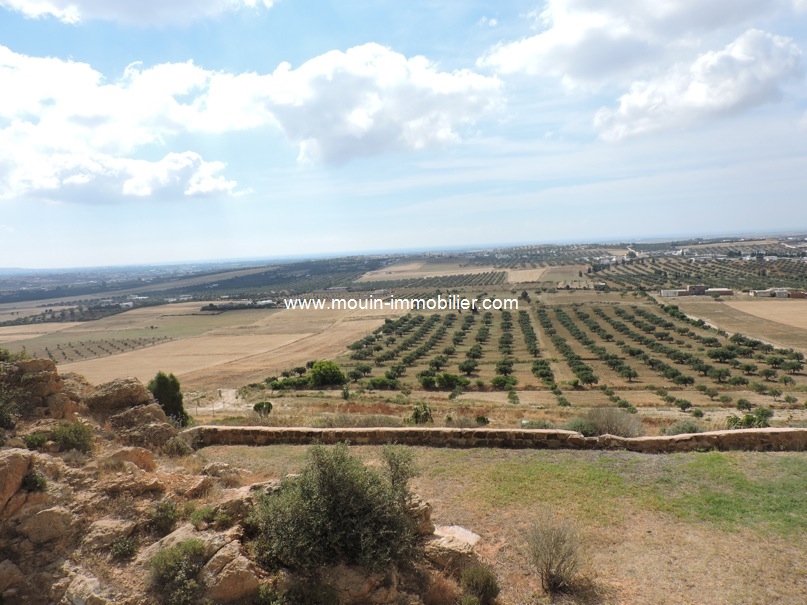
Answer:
[84, 378, 154, 418]
[425, 525, 481, 571]
[107, 447, 156, 472]
[18, 506, 77, 544]
[108, 404, 177, 448]
[81, 519, 136, 552]
[321, 564, 401, 605]
[64, 574, 111, 605]
[201, 541, 261, 603]
[0, 359, 64, 417]
[0, 448, 33, 515]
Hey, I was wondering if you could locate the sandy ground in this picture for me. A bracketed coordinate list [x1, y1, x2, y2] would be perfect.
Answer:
[507, 268, 548, 283]
[724, 299, 807, 331]
[0, 322, 83, 342]
[357, 262, 498, 282]
[57, 305, 404, 389]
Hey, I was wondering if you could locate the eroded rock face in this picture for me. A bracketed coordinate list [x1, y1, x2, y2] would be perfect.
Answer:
[424, 525, 481, 571]
[108, 404, 177, 448]
[84, 378, 154, 418]
[107, 447, 156, 472]
[18, 506, 77, 544]
[82, 519, 136, 552]
[321, 564, 401, 605]
[201, 541, 261, 603]
[64, 574, 110, 605]
[0, 449, 33, 515]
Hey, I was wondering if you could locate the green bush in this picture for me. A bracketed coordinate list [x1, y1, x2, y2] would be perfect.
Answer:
[22, 432, 48, 450]
[149, 499, 179, 536]
[459, 596, 481, 605]
[21, 470, 47, 492]
[52, 422, 94, 453]
[409, 402, 433, 425]
[662, 420, 703, 435]
[162, 436, 193, 458]
[564, 417, 598, 437]
[245, 443, 418, 573]
[255, 580, 338, 605]
[148, 371, 190, 427]
[522, 419, 555, 429]
[460, 566, 500, 605]
[149, 539, 206, 605]
[189, 505, 215, 529]
[308, 361, 346, 387]
[254, 401, 273, 416]
[110, 536, 138, 561]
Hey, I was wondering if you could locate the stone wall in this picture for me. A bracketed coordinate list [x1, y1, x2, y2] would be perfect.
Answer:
[183, 426, 807, 453]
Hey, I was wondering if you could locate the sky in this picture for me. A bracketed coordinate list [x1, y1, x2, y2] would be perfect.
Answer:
[1, 0, 806, 268]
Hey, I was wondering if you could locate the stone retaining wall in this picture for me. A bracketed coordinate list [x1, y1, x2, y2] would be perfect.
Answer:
[183, 426, 807, 453]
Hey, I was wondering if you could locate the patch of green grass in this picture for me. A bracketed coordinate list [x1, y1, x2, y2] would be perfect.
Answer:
[648, 452, 807, 534]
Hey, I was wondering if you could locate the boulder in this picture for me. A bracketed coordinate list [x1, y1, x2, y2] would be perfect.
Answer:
[46, 392, 79, 420]
[60, 372, 94, 402]
[0, 448, 32, 515]
[407, 495, 435, 536]
[18, 506, 77, 544]
[107, 447, 156, 472]
[321, 564, 400, 605]
[82, 518, 136, 551]
[202, 541, 261, 602]
[0, 560, 25, 591]
[108, 404, 177, 448]
[14, 358, 62, 399]
[64, 574, 111, 605]
[181, 476, 213, 499]
[424, 525, 480, 571]
[84, 378, 154, 417]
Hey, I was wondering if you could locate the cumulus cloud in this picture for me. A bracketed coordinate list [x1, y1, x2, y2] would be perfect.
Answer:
[478, 0, 800, 87]
[594, 30, 803, 140]
[262, 44, 502, 163]
[0, 0, 273, 25]
[0, 43, 501, 200]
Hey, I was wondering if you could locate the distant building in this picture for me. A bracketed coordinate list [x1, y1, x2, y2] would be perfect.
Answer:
[705, 288, 733, 297]
[751, 288, 806, 299]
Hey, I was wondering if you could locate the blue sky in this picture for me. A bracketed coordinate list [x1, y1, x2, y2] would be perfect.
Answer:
[1, 0, 806, 268]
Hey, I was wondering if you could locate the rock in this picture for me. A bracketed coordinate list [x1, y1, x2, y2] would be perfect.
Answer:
[46, 392, 79, 420]
[15, 359, 62, 399]
[0, 560, 24, 591]
[135, 523, 231, 567]
[181, 476, 213, 499]
[82, 518, 136, 551]
[202, 462, 232, 477]
[17, 506, 76, 544]
[84, 378, 154, 418]
[102, 474, 165, 497]
[60, 372, 94, 401]
[201, 541, 261, 602]
[407, 495, 435, 536]
[321, 564, 400, 604]
[424, 525, 481, 571]
[64, 574, 111, 605]
[0, 448, 32, 515]
[107, 447, 156, 472]
[108, 404, 177, 448]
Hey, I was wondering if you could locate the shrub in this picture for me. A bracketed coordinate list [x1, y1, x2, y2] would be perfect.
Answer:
[149, 499, 179, 536]
[460, 565, 500, 605]
[564, 417, 598, 437]
[189, 505, 215, 529]
[690, 408, 704, 418]
[148, 371, 190, 427]
[585, 408, 643, 437]
[526, 518, 581, 594]
[110, 536, 138, 561]
[736, 398, 753, 411]
[459, 597, 480, 605]
[308, 361, 347, 387]
[23, 432, 48, 450]
[52, 422, 93, 453]
[522, 419, 555, 429]
[254, 401, 273, 416]
[162, 436, 193, 458]
[490, 375, 518, 390]
[662, 420, 703, 435]
[21, 470, 47, 492]
[410, 402, 433, 425]
[255, 580, 338, 605]
[149, 539, 206, 605]
[475, 415, 490, 426]
[246, 443, 418, 573]
[424, 574, 460, 605]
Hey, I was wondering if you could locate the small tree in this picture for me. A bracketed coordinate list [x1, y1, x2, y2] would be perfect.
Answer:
[308, 361, 346, 388]
[148, 372, 189, 427]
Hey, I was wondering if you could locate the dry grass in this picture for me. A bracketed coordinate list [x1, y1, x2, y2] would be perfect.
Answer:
[507, 268, 548, 283]
[357, 261, 498, 282]
[200, 445, 807, 605]
[724, 299, 807, 331]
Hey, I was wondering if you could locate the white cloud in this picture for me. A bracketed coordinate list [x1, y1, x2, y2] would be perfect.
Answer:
[0, 43, 501, 201]
[262, 44, 503, 163]
[0, 0, 273, 25]
[478, 0, 800, 87]
[594, 30, 803, 141]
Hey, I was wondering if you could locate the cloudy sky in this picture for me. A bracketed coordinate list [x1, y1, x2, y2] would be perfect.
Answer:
[1, 0, 806, 268]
